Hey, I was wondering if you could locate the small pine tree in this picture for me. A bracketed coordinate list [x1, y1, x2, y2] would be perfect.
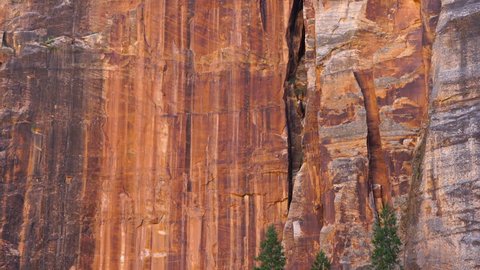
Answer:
[311, 250, 331, 270]
[371, 205, 402, 270]
[254, 225, 286, 270]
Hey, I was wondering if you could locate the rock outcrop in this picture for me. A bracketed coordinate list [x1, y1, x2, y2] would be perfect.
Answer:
[1, 1, 291, 269]
[0, 0, 478, 269]
[405, 0, 480, 268]
[284, 0, 433, 267]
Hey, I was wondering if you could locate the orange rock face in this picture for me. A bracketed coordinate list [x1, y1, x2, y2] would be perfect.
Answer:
[1, 0, 479, 269]
[94, 2, 292, 269]
[283, 0, 434, 267]
[1, 1, 292, 269]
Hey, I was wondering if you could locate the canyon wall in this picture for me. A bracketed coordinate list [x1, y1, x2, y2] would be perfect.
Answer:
[405, 0, 480, 268]
[0, 0, 479, 269]
[1, 1, 292, 269]
[283, 0, 435, 268]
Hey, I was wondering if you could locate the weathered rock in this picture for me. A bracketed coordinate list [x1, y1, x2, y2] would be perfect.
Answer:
[0, 239, 19, 269]
[405, 0, 480, 269]
[283, 0, 433, 268]
[0, 0, 479, 269]
[1, 1, 292, 269]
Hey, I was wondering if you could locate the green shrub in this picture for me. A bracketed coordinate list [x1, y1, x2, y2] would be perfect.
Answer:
[311, 250, 331, 270]
[254, 225, 286, 270]
[371, 205, 402, 270]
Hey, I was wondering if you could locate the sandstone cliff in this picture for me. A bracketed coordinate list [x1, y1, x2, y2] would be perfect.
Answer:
[0, 0, 478, 269]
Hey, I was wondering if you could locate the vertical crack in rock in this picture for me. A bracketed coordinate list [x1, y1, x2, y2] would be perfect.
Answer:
[354, 71, 391, 211]
[259, 0, 267, 32]
[284, 0, 305, 209]
[1, 32, 7, 47]
[402, 0, 440, 266]
[181, 1, 196, 268]
[0, 31, 14, 60]
[402, 128, 427, 267]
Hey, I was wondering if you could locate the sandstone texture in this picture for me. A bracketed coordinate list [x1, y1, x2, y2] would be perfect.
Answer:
[1, 1, 291, 269]
[0, 0, 479, 269]
[284, 0, 432, 267]
[405, 0, 480, 268]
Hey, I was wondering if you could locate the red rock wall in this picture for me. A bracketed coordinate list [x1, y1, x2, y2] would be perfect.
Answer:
[94, 1, 292, 269]
[1, 1, 292, 269]
[283, 0, 433, 268]
[1, 0, 479, 269]
[1, 1, 104, 269]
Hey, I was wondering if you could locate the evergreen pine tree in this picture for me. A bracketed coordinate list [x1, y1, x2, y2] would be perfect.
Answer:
[371, 205, 402, 270]
[254, 225, 286, 270]
[311, 250, 331, 270]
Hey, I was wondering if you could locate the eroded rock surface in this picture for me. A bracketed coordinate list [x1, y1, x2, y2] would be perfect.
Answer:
[0, 0, 479, 269]
[1, 1, 291, 269]
[283, 0, 479, 269]
[405, 1, 480, 269]
[283, 0, 434, 268]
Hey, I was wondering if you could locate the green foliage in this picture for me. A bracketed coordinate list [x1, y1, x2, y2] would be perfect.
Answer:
[44, 36, 55, 45]
[311, 250, 331, 270]
[294, 86, 307, 98]
[254, 225, 286, 270]
[288, 76, 296, 85]
[42, 36, 56, 50]
[371, 205, 402, 270]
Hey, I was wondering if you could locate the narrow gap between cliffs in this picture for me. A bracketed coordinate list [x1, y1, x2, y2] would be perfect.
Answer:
[285, 0, 305, 210]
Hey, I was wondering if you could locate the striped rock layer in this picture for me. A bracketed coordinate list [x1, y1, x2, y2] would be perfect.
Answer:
[0, 0, 478, 269]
